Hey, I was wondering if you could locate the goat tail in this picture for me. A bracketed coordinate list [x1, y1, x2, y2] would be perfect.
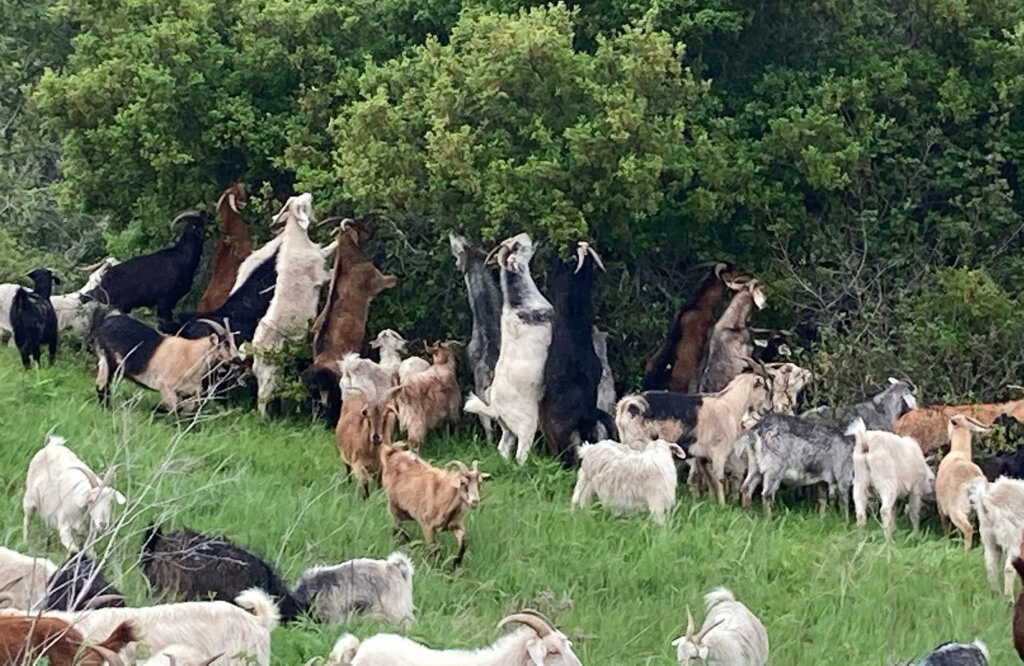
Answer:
[845, 417, 868, 452]
[968, 476, 990, 517]
[235, 587, 281, 631]
[577, 441, 596, 461]
[330, 634, 361, 665]
[386, 551, 415, 581]
[704, 586, 736, 610]
[94, 620, 137, 654]
[463, 392, 495, 418]
[972, 639, 989, 660]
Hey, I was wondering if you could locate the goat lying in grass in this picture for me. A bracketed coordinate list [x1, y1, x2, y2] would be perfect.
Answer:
[291, 552, 414, 624]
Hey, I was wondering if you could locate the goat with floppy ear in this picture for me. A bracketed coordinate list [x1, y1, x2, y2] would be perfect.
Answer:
[336, 386, 401, 498]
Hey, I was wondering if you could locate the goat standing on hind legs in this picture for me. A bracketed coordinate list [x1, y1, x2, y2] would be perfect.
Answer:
[197, 183, 252, 313]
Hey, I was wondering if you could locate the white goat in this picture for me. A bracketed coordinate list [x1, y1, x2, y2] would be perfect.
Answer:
[0, 588, 277, 666]
[338, 352, 397, 402]
[370, 329, 408, 373]
[252, 193, 332, 416]
[571, 439, 686, 524]
[672, 588, 769, 666]
[0, 282, 17, 345]
[51, 257, 120, 335]
[971, 475, 1024, 599]
[592, 326, 616, 414]
[329, 610, 581, 666]
[847, 417, 934, 542]
[291, 551, 414, 624]
[137, 645, 223, 666]
[464, 233, 554, 464]
[22, 435, 126, 554]
[398, 356, 431, 383]
[0, 547, 58, 611]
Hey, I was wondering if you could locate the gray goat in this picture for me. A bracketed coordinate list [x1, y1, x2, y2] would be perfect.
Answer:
[291, 552, 414, 624]
[802, 378, 917, 431]
[902, 640, 988, 666]
[736, 414, 854, 517]
[698, 277, 766, 393]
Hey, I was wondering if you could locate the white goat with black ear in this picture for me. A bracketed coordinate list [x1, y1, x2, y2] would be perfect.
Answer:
[672, 588, 769, 666]
[290, 552, 414, 624]
[22, 435, 126, 554]
[572, 439, 686, 524]
[847, 417, 934, 542]
[464, 233, 554, 464]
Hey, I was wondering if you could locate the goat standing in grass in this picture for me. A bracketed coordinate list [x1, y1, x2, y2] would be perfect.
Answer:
[395, 342, 461, 449]
[936, 415, 988, 549]
[337, 387, 401, 498]
[291, 552, 414, 624]
[970, 475, 1024, 599]
[896, 396, 1024, 454]
[11, 267, 60, 368]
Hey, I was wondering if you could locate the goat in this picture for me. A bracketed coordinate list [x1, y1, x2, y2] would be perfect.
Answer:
[0, 283, 17, 345]
[644, 262, 734, 392]
[91, 310, 238, 413]
[0, 589, 278, 666]
[464, 233, 554, 464]
[698, 276, 766, 393]
[370, 329, 409, 373]
[84, 211, 207, 321]
[395, 342, 461, 449]
[0, 616, 134, 666]
[976, 416, 1024, 481]
[379, 445, 490, 568]
[539, 242, 612, 467]
[22, 435, 126, 554]
[896, 397, 1024, 454]
[0, 547, 57, 612]
[336, 388, 400, 498]
[44, 552, 126, 611]
[571, 438, 686, 523]
[337, 353, 397, 403]
[251, 193, 334, 417]
[197, 184, 252, 312]
[737, 414, 854, 517]
[330, 609, 580, 666]
[764, 362, 813, 415]
[803, 378, 918, 431]
[291, 551, 414, 624]
[970, 475, 1024, 599]
[450, 233, 502, 441]
[49, 257, 120, 337]
[11, 267, 60, 368]
[936, 415, 988, 550]
[672, 587, 769, 666]
[140, 524, 304, 622]
[846, 417, 933, 542]
[593, 326, 616, 414]
[911, 640, 989, 666]
[137, 646, 224, 666]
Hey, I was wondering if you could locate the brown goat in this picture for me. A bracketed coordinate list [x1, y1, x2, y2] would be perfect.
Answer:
[936, 414, 988, 550]
[311, 220, 373, 340]
[379, 445, 490, 568]
[643, 263, 737, 393]
[0, 616, 135, 666]
[395, 342, 462, 449]
[336, 388, 400, 498]
[1014, 542, 1024, 661]
[197, 184, 252, 312]
[895, 398, 1024, 453]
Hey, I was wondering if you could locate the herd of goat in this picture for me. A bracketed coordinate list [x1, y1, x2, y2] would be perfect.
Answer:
[3, 185, 1024, 664]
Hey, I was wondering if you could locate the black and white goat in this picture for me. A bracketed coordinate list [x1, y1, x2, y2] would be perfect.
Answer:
[540, 242, 613, 467]
[465, 233, 554, 464]
[10, 267, 60, 368]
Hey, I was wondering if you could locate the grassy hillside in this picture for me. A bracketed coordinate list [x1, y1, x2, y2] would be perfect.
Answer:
[0, 348, 1015, 664]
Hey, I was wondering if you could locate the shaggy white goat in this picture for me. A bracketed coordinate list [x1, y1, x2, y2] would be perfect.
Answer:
[847, 417, 934, 542]
[592, 327, 616, 414]
[464, 233, 554, 464]
[252, 193, 333, 416]
[571, 439, 686, 524]
[672, 587, 769, 666]
[291, 551, 414, 624]
[971, 476, 1024, 599]
[0, 588, 277, 666]
[22, 435, 126, 554]
[329, 610, 581, 666]
[338, 352, 397, 402]
[51, 257, 120, 335]
[0, 546, 58, 611]
[370, 329, 408, 373]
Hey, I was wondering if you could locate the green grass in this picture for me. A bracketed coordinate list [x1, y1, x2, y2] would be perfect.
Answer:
[0, 349, 1015, 664]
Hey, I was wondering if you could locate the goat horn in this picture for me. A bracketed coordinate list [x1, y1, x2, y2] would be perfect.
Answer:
[574, 242, 589, 274]
[0, 593, 13, 608]
[695, 618, 726, 643]
[90, 646, 125, 666]
[72, 466, 102, 489]
[100, 464, 118, 487]
[196, 318, 228, 338]
[685, 607, 695, 638]
[588, 245, 607, 272]
[199, 653, 225, 666]
[227, 193, 239, 214]
[76, 259, 108, 273]
[483, 243, 503, 266]
[171, 210, 200, 228]
[84, 593, 125, 609]
[497, 610, 553, 638]
[315, 215, 348, 229]
[446, 461, 470, 473]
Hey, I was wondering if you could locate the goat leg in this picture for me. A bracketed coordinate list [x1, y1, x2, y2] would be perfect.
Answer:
[451, 527, 467, 569]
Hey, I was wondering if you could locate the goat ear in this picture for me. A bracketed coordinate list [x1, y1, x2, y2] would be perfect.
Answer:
[525, 639, 547, 666]
[380, 274, 398, 289]
[114, 491, 126, 505]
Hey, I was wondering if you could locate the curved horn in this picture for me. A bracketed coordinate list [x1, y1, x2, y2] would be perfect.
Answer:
[84, 593, 126, 609]
[90, 646, 125, 666]
[714, 262, 728, 278]
[575, 242, 589, 274]
[0, 576, 24, 595]
[196, 318, 228, 338]
[76, 259, 108, 273]
[199, 653, 225, 666]
[686, 607, 695, 638]
[587, 245, 607, 272]
[483, 243, 503, 266]
[695, 618, 726, 643]
[497, 610, 553, 638]
[445, 460, 470, 473]
[72, 466, 102, 489]
[171, 210, 200, 228]
[227, 193, 239, 214]
[496, 244, 512, 271]
[100, 464, 118, 487]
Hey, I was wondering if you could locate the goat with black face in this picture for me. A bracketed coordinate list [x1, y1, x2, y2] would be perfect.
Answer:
[11, 267, 60, 368]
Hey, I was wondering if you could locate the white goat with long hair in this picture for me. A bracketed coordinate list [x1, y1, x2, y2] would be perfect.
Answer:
[672, 588, 769, 666]
[291, 552, 414, 624]
[0, 547, 58, 611]
[971, 475, 1024, 600]
[464, 233, 554, 464]
[571, 439, 686, 523]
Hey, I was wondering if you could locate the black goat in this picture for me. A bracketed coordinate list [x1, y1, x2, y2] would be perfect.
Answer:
[140, 524, 304, 622]
[11, 268, 60, 368]
[44, 553, 126, 611]
[85, 210, 207, 321]
[539, 242, 614, 468]
[976, 414, 1024, 481]
[162, 248, 279, 344]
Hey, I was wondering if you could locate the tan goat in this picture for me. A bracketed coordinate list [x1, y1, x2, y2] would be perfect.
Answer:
[395, 342, 462, 449]
[936, 414, 989, 550]
[336, 388, 400, 498]
[379, 445, 490, 568]
[895, 398, 1024, 453]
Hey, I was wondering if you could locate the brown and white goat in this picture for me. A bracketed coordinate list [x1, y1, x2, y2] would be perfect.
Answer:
[379, 445, 490, 568]
[336, 388, 400, 498]
[395, 342, 461, 449]
[896, 398, 1024, 453]
[936, 414, 988, 550]
[197, 184, 252, 312]
[0, 616, 135, 666]
[698, 276, 766, 394]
